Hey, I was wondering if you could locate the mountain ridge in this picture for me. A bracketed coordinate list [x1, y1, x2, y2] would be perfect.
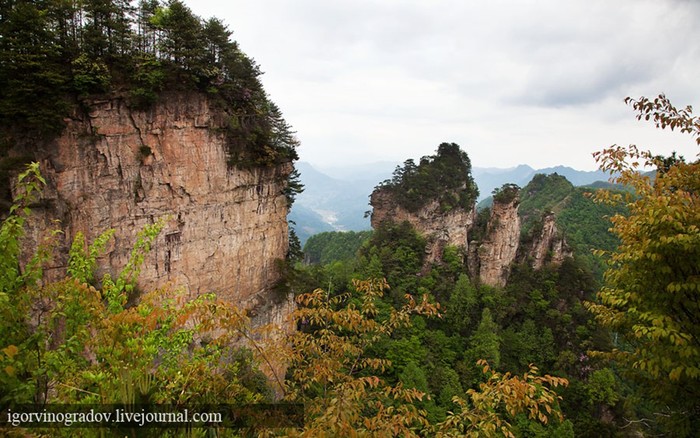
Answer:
[290, 161, 612, 243]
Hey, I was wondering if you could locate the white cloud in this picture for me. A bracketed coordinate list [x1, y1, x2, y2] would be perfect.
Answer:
[184, 0, 700, 171]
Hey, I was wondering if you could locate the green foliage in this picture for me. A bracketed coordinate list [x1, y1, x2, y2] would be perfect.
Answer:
[282, 278, 438, 436]
[67, 229, 116, 284]
[586, 368, 619, 406]
[129, 53, 166, 107]
[0, 0, 300, 184]
[287, 227, 304, 262]
[492, 183, 520, 205]
[303, 230, 372, 265]
[101, 219, 164, 313]
[466, 309, 501, 369]
[71, 53, 111, 97]
[284, 167, 304, 209]
[516, 172, 623, 278]
[0, 163, 50, 293]
[556, 187, 624, 276]
[360, 221, 426, 302]
[434, 360, 568, 438]
[518, 173, 574, 236]
[377, 142, 479, 213]
[586, 94, 700, 436]
[445, 274, 480, 337]
[0, 1, 70, 138]
[277, 279, 568, 437]
[0, 166, 272, 435]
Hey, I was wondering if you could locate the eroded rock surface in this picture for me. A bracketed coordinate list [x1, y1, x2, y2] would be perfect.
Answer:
[23, 93, 292, 316]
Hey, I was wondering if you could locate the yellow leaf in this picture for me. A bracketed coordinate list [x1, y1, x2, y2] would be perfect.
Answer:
[4, 365, 15, 376]
[2, 345, 18, 359]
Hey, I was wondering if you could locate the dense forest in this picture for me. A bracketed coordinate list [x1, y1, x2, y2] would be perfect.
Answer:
[295, 111, 700, 436]
[301, 174, 619, 435]
[0, 0, 301, 208]
[0, 0, 699, 436]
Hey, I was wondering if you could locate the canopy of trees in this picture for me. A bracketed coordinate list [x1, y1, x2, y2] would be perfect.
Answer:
[0, 0, 299, 168]
[377, 142, 479, 213]
[303, 230, 372, 265]
[1, 164, 569, 436]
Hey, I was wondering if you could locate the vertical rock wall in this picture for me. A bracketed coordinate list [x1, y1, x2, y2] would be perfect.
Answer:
[526, 213, 573, 270]
[370, 188, 476, 267]
[370, 184, 572, 288]
[23, 93, 292, 312]
[477, 197, 521, 287]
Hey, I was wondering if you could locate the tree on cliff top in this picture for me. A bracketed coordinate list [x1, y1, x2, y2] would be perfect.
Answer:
[0, 0, 302, 213]
[586, 94, 700, 435]
[377, 142, 479, 213]
[0, 0, 299, 161]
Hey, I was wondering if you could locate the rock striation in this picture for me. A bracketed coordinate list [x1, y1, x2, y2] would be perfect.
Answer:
[21, 92, 293, 321]
[525, 212, 573, 271]
[477, 196, 521, 288]
[370, 182, 572, 288]
[370, 187, 476, 269]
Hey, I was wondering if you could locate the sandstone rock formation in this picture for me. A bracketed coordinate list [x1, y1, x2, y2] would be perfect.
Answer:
[477, 196, 521, 288]
[526, 212, 573, 270]
[370, 181, 573, 288]
[22, 92, 293, 322]
[370, 187, 476, 268]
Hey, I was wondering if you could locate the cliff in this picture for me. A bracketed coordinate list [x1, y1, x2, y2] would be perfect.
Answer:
[370, 187, 476, 268]
[526, 212, 573, 270]
[21, 92, 293, 321]
[370, 170, 574, 288]
[477, 196, 521, 287]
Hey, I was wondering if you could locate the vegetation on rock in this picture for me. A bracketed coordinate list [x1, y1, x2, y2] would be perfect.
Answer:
[0, 0, 301, 208]
[377, 142, 479, 213]
[1, 165, 570, 436]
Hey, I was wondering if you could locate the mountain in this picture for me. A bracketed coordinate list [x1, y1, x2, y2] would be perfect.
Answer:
[290, 161, 613, 243]
[289, 161, 396, 244]
[473, 165, 610, 200]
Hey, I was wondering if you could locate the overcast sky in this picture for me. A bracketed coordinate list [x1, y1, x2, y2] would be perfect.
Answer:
[183, 0, 699, 171]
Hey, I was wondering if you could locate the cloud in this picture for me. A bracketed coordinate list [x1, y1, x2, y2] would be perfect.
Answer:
[184, 0, 700, 170]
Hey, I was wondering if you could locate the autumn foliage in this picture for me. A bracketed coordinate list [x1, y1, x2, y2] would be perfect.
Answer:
[587, 94, 700, 434]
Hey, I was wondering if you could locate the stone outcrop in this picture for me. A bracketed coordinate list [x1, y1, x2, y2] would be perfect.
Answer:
[526, 212, 573, 270]
[370, 187, 476, 268]
[477, 197, 521, 287]
[22, 92, 293, 321]
[370, 184, 573, 288]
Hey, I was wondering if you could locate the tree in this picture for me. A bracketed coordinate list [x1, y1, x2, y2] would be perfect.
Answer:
[82, 0, 134, 60]
[467, 308, 501, 368]
[586, 94, 700, 435]
[376, 143, 479, 213]
[0, 0, 70, 138]
[280, 278, 437, 436]
[435, 360, 568, 438]
[445, 274, 480, 337]
[157, 0, 204, 76]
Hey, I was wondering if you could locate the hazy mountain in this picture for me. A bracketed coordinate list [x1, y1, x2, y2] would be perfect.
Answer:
[474, 165, 610, 200]
[290, 204, 334, 244]
[289, 162, 396, 244]
[289, 161, 613, 242]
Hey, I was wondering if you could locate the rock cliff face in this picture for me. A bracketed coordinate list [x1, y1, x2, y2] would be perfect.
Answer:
[370, 185, 572, 288]
[525, 213, 573, 270]
[23, 93, 293, 319]
[477, 197, 521, 288]
[370, 187, 476, 268]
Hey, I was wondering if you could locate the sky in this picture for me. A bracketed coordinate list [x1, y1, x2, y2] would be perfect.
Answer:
[183, 0, 700, 171]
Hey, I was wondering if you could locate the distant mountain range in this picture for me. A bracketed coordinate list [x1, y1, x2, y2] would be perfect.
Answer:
[289, 161, 613, 244]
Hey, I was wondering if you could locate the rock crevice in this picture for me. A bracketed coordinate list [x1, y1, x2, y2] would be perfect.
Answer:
[22, 93, 292, 314]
